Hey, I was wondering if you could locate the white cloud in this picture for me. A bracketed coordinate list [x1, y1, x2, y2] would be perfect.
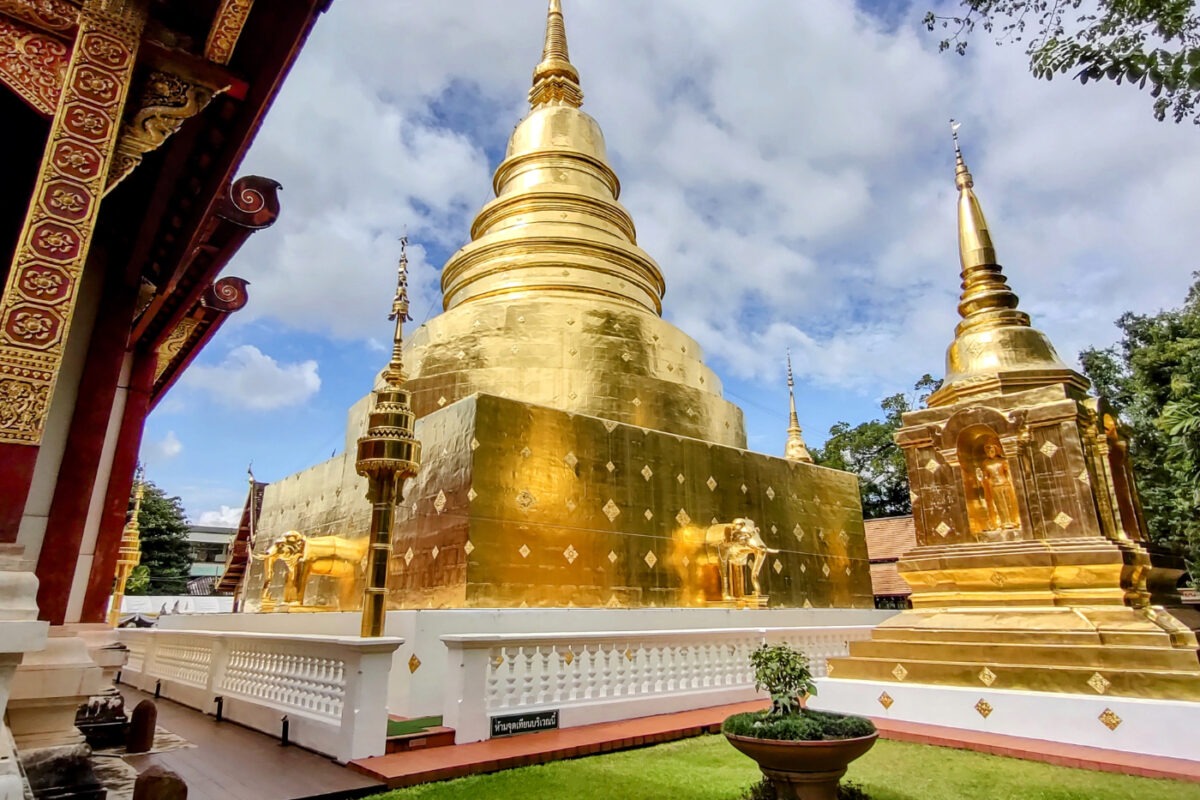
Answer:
[142, 430, 183, 463]
[222, 0, 1199, 399]
[196, 505, 242, 527]
[182, 345, 320, 410]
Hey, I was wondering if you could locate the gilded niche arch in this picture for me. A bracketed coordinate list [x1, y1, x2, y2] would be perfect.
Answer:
[955, 425, 1021, 538]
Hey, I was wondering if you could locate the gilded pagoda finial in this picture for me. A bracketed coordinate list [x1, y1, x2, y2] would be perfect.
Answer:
[929, 120, 1077, 406]
[530, 0, 583, 108]
[949, 119, 1026, 333]
[784, 350, 813, 464]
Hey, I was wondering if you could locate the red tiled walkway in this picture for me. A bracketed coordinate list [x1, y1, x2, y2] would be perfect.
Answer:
[349, 701, 767, 788]
[350, 701, 1200, 789]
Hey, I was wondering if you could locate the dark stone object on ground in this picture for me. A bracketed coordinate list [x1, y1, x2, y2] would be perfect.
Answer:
[21, 743, 106, 800]
[127, 700, 158, 754]
[77, 689, 129, 749]
[132, 765, 187, 800]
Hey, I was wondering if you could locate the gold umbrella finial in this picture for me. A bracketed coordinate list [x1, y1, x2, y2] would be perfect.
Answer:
[530, 0, 583, 108]
[382, 234, 412, 387]
[356, 234, 422, 637]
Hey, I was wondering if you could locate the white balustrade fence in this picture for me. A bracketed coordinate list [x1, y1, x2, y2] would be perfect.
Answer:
[442, 626, 873, 743]
[118, 629, 401, 762]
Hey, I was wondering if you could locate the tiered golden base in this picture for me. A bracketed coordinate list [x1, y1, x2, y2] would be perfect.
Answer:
[828, 605, 1200, 701]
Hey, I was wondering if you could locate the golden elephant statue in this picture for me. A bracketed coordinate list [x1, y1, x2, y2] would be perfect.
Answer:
[703, 518, 778, 600]
[256, 531, 370, 609]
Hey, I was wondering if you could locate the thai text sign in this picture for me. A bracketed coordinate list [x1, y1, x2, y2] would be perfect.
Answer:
[491, 709, 559, 737]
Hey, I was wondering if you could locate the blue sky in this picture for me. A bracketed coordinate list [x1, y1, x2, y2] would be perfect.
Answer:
[140, 0, 1200, 523]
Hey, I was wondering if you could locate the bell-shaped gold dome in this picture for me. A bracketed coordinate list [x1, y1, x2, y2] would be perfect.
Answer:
[402, 0, 745, 446]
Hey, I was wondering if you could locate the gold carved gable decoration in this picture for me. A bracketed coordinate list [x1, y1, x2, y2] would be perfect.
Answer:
[0, 17, 70, 116]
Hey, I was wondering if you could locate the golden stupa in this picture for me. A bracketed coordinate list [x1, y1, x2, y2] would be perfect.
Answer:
[244, 1, 874, 612]
[827, 130, 1200, 700]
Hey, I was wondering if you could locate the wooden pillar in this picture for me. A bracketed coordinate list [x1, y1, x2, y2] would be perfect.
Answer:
[79, 347, 153, 623]
[0, 0, 146, 541]
[34, 274, 136, 624]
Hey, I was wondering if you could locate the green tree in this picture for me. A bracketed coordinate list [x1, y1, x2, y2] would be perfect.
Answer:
[813, 375, 941, 519]
[135, 481, 193, 595]
[1080, 274, 1200, 572]
[124, 565, 151, 596]
[925, 1, 1200, 125]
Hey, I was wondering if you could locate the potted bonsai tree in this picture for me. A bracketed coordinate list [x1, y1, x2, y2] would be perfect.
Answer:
[723, 643, 877, 800]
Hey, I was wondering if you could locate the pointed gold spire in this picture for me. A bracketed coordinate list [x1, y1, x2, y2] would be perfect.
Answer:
[784, 350, 813, 463]
[530, 0, 583, 108]
[931, 121, 1080, 406]
[951, 120, 1026, 333]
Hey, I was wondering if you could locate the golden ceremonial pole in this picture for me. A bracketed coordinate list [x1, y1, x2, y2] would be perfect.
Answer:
[109, 465, 146, 627]
[356, 237, 421, 637]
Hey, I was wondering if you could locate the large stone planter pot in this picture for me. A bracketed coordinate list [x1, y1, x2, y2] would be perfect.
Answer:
[725, 731, 878, 800]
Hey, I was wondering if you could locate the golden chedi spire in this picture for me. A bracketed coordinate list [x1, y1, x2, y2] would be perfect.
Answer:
[530, 0, 583, 108]
[784, 351, 813, 463]
[402, 0, 745, 446]
[439, 0, 663, 315]
[929, 121, 1085, 407]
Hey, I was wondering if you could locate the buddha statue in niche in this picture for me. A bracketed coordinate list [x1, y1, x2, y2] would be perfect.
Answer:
[959, 428, 1021, 536]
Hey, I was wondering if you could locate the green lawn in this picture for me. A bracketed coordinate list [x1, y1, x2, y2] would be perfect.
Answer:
[370, 735, 1200, 800]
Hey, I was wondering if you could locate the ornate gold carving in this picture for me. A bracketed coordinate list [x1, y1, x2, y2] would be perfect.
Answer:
[153, 316, 198, 383]
[978, 667, 997, 687]
[463, 540, 474, 555]
[643, 550, 657, 568]
[0, 0, 145, 446]
[408, 654, 421, 673]
[974, 699, 993, 719]
[563, 545, 577, 564]
[877, 692, 893, 710]
[203, 0, 254, 64]
[0, 0, 77, 36]
[518, 543, 530, 559]
[1087, 672, 1111, 695]
[433, 489, 447, 514]
[1098, 708, 1122, 731]
[0, 17, 69, 116]
[0, 378, 49, 438]
[675, 508, 690, 527]
[107, 69, 225, 191]
[891, 663, 908, 681]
